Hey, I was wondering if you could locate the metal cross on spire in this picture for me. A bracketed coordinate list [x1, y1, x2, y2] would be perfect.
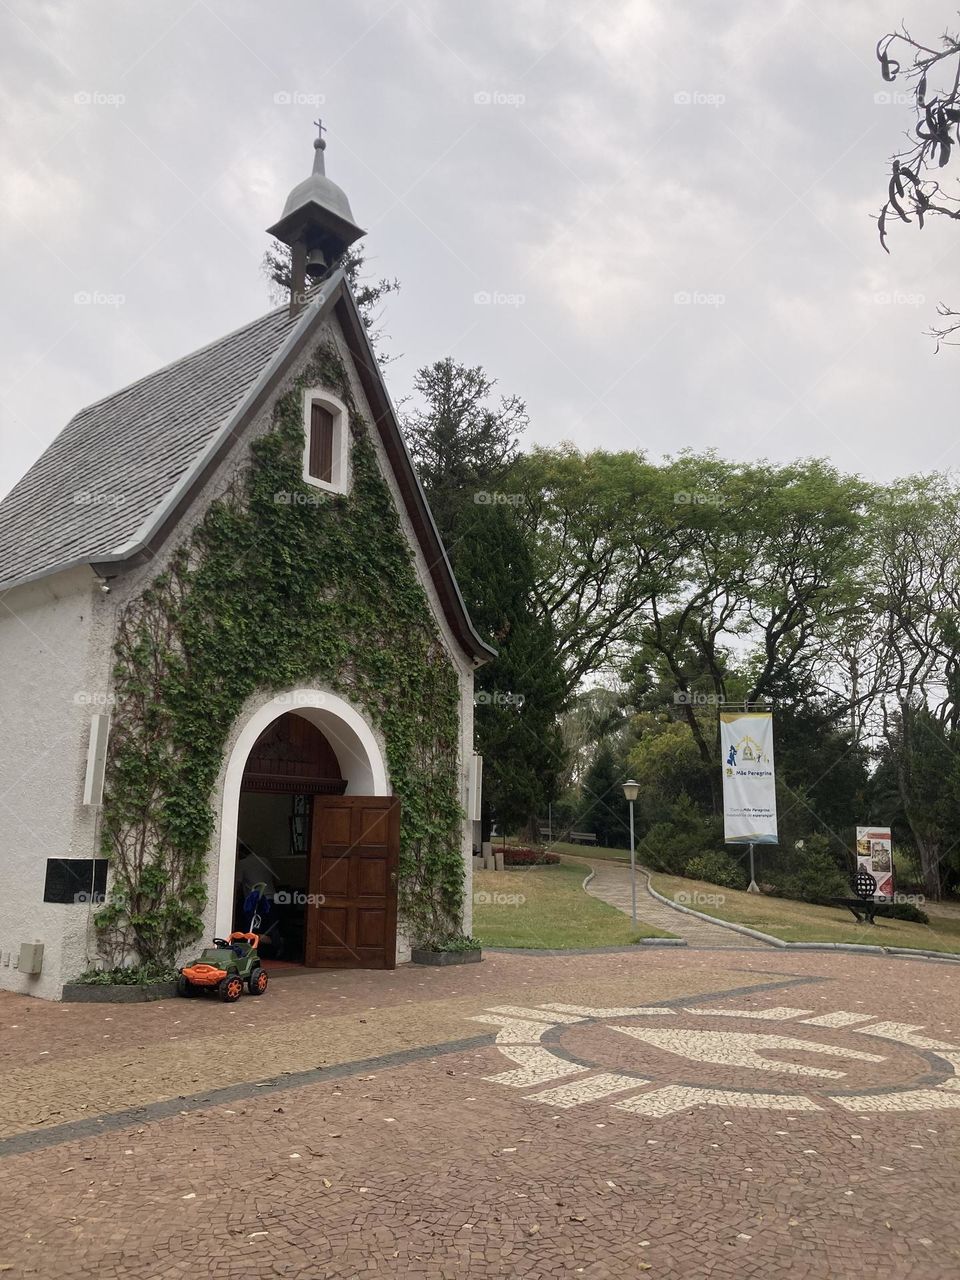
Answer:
[313, 118, 327, 150]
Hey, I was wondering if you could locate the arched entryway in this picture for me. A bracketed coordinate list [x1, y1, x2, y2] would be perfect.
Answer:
[215, 690, 398, 969]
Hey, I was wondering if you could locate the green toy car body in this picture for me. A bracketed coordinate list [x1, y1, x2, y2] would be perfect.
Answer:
[177, 931, 269, 1001]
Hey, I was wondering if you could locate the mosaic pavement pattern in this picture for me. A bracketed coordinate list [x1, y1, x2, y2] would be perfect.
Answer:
[1, 948, 959, 1277]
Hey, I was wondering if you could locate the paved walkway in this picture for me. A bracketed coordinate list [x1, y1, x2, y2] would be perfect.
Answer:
[570, 855, 772, 948]
[2, 948, 960, 1277]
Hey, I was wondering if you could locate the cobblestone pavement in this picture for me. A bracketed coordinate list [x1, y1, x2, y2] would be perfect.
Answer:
[573, 856, 770, 948]
[3, 947, 960, 1278]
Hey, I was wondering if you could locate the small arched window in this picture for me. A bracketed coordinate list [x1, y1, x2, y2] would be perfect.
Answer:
[302, 389, 349, 495]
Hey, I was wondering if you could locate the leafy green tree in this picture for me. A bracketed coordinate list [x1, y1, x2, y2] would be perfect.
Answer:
[451, 498, 566, 838]
[262, 241, 400, 358]
[401, 359, 565, 838]
[403, 358, 527, 546]
[578, 740, 630, 848]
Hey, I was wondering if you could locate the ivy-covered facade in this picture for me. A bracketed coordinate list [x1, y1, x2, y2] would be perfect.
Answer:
[0, 274, 492, 999]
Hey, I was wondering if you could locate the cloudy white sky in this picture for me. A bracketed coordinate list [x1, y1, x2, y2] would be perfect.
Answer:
[0, 0, 957, 499]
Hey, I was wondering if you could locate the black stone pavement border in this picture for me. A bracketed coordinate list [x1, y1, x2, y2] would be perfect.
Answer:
[0, 972, 823, 1159]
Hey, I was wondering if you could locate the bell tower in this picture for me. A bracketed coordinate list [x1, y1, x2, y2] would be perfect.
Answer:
[267, 121, 366, 315]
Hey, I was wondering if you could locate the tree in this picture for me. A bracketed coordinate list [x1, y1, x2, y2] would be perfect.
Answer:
[403, 358, 527, 546]
[578, 740, 630, 848]
[875, 22, 960, 344]
[451, 497, 567, 838]
[401, 358, 565, 838]
[262, 240, 400, 358]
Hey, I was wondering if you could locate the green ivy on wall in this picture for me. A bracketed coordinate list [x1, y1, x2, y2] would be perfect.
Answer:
[96, 343, 465, 966]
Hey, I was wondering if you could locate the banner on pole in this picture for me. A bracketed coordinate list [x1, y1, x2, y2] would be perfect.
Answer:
[855, 826, 894, 900]
[720, 710, 778, 844]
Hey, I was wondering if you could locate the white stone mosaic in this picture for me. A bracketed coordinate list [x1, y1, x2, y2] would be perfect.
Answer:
[472, 1003, 960, 1118]
[614, 1086, 822, 1117]
[800, 1011, 878, 1028]
[682, 1006, 812, 1020]
[524, 1073, 648, 1108]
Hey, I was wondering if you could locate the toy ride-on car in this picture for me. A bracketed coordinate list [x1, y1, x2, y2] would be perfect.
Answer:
[177, 932, 269, 1001]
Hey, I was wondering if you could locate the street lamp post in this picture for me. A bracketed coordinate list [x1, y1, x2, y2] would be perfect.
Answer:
[622, 779, 640, 927]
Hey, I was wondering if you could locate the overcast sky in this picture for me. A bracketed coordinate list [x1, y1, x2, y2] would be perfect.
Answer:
[1, 0, 957, 500]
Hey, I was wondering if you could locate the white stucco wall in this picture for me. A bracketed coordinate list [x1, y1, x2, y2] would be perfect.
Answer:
[0, 566, 116, 998]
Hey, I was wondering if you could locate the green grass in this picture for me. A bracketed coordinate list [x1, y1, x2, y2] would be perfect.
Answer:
[472, 861, 672, 949]
[648, 870, 960, 953]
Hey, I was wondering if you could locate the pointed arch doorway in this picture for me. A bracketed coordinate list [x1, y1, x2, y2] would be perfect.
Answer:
[217, 692, 399, 970]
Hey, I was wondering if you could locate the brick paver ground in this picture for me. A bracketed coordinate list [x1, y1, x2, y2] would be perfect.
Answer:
[3, 947, 960, 1278]
[573, 855, 769, 948]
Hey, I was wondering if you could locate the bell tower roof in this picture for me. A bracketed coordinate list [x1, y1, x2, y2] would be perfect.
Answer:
[266, 121, 365, 255]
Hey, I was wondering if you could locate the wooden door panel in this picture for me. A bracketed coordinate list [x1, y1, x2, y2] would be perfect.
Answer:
[357, 858, 387, 897]
[306, 796, 399, 969]
[316, 856, 350, 896]
[355, 807, 390, 844]
[356, 908, 387, 948]
[322, 806, 353, 843]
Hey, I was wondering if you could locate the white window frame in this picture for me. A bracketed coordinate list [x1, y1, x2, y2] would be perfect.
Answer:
[302, 389, 350, 495]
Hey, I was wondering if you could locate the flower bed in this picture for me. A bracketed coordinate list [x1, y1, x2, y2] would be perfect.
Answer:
[503, 847, 560, 866]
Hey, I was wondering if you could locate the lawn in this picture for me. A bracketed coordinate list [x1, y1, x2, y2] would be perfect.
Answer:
[472, 861, 672, 949]
[648, 870, 960, 953]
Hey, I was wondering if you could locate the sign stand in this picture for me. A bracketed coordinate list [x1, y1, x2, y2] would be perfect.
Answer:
[747, 841, 760, 893]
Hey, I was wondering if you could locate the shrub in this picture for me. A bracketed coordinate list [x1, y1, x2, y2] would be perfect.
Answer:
[780, 835, 850, 904]
[684, 851, 747, 890]
[643, 795, 724, 875]
[503, 847, 560, 866]
[72, 963, 177, 986]
[874, 900, 930, 924]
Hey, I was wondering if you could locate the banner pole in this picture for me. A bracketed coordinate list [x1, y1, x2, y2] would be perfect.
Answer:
[747, 841, 759, 893]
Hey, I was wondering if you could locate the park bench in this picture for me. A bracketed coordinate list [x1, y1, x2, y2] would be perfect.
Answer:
[568, 831, 598, 845]
[829, 897, 881, 924]
[830, 868, 882, 924]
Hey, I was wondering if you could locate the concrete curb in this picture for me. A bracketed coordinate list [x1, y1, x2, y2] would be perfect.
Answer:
[642, 871, 960, 964]
[642, 874, 783, 947]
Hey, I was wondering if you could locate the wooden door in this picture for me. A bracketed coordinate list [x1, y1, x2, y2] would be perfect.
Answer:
[305, 796, 400, 969]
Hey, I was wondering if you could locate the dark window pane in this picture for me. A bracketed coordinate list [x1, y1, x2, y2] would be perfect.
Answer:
[43, 859, 108, 904]
[309, 403, 334, 483]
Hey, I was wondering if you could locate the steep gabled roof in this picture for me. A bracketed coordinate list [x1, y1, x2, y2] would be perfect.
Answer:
[0, 273, 494, 664]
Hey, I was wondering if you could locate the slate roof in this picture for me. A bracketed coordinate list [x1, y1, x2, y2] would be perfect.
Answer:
[0, 273, 494, 663]
[0, 296, 314, 589]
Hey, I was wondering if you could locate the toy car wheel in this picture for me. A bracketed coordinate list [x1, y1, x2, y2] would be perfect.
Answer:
[176, 975, 195, 998]
[248, 967, 268, 995]
[219, 974, 244, 1002]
